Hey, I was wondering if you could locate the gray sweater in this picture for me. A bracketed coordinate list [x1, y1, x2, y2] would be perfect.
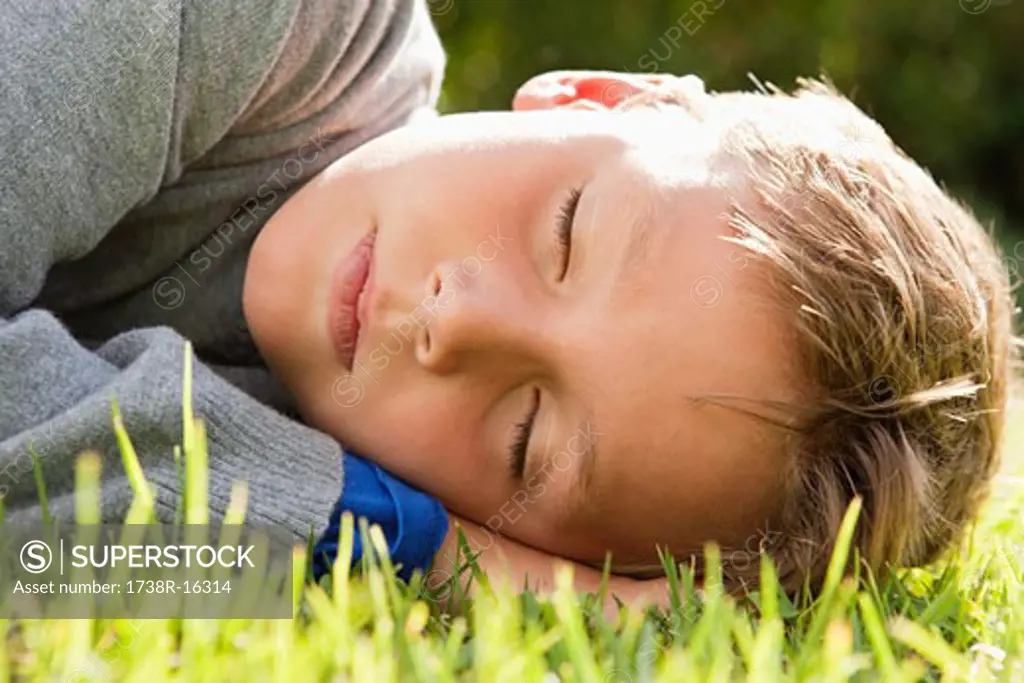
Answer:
[0, 0, 445, 539]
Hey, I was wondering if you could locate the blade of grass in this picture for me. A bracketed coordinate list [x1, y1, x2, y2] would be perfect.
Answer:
[184, 419, 208, 525]
[360, 519, 396, 681]
[70, 450, 102, 644]
[209, 482, 249, 586]
[182, 341, 195, 454]
[111, 400, 154, 518]
[74, 451, 102, 525]
[333, 511, 356, 631]
[821, 619, 854, 683]
[749, 555, 784, 683]
[889, 617, 969, 680]
[223, 481, 248, 525]
[551, 565, 601, 683]
[658, 545, 686, 632]
[123, 484, 156, 525]
[292, 545, 305, 619]
[802, 497, 863, 652]
[857, 592, 899, 679]
[368, 523, 403, 610]
[596, 550, 613, 621]
[173, 445, 183, 526]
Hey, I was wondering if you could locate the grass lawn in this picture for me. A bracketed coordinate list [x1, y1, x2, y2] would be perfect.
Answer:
[1, 354, 1021, 682]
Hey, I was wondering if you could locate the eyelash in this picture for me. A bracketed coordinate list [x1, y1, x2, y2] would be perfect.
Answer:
[555, 188, 582, 281]
[508, 387, 540, 479]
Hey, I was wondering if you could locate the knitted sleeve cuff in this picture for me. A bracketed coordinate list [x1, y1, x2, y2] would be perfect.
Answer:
[312, 450, 449, 582]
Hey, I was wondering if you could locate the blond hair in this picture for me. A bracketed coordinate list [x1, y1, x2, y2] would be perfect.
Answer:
[634, 79, 1019, 592]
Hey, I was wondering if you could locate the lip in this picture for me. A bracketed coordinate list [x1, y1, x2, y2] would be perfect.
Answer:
[328, 229, 377, 370]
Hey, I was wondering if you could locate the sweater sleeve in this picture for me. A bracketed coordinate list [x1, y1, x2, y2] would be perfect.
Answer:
[0, 0, 445, 539]
[0, 312, 344, 537]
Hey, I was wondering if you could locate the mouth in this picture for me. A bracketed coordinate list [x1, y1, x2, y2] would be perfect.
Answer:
[328, 229, 377, 371]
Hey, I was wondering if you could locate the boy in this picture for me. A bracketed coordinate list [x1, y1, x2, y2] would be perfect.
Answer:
[1, 0, 1015, 603]
[252, 69, 1017, 596]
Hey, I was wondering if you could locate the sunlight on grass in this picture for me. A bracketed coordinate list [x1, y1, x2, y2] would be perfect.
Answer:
[1, 346, 1021, 682]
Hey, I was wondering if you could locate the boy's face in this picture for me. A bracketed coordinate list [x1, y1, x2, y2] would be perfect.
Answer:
[244, 72, 802, 566]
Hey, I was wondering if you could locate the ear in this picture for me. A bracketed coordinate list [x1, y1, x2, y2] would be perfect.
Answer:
[512, 70, 699, 112]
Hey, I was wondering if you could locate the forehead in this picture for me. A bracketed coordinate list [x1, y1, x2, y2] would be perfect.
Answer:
[566, 149, 803, 555]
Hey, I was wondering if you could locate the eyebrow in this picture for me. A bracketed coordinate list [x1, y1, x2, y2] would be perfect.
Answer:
[574, 418, 600, 509]
[620, 199, 660, 280]
[589, 190, 660, 287]
[550, 417, 601, 519]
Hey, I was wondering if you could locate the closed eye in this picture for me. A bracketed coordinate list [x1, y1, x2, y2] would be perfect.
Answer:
[555, 187, 582, 281]
[508, 387, 540, 479]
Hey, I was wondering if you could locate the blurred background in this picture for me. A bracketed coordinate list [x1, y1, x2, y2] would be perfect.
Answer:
[431, 0, 1023, 306]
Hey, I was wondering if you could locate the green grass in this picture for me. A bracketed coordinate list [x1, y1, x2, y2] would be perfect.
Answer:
[2, 346, 1022, 682]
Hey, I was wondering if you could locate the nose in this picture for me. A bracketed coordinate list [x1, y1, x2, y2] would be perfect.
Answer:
[414, 259, 542, 375]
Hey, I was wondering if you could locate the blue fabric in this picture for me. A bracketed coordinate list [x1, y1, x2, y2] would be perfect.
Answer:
[312, 450, 449, 582]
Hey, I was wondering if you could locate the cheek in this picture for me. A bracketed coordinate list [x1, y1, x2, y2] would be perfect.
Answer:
[333, 389, 485, 488]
